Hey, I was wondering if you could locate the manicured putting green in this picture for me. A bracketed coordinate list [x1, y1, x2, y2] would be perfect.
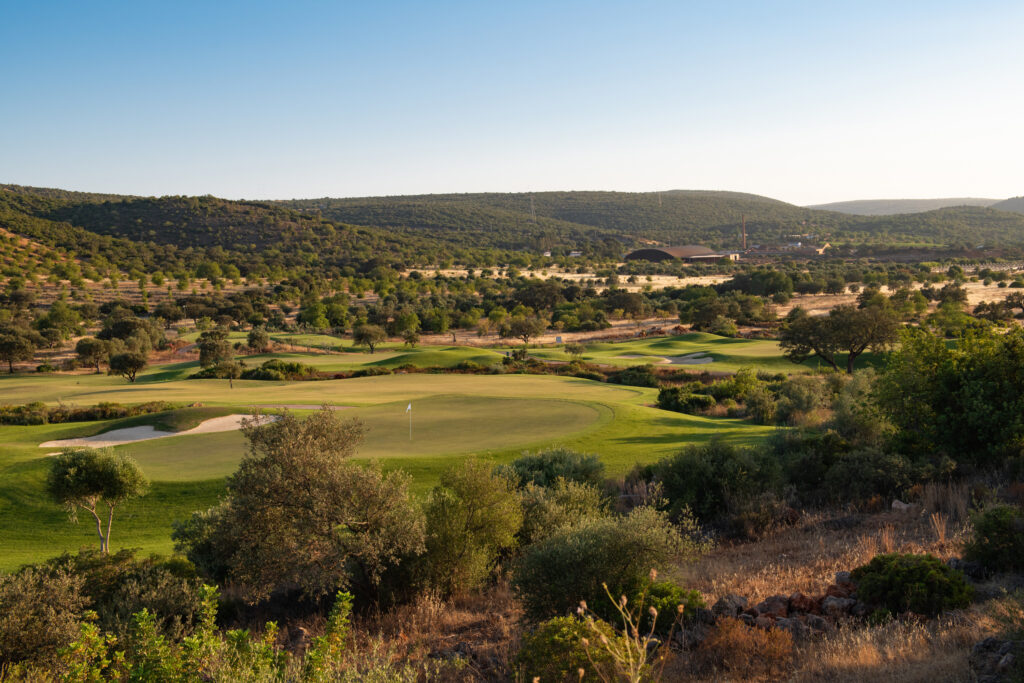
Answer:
[106, 396, 601, 480]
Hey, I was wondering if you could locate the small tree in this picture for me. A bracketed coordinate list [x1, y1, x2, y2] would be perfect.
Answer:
[0, 332, 34, 373]
[109, 352, 147, 382]
[502, 315, 547, 346]
[197, 328, 232, 367]
[423, 460, 523, 595]
[46, 448, 149, 553]
[565, 342, 587, 360]
[353, 324, 386, 354]
[76, 337, 109, 373]
[246, 327, 270, 353]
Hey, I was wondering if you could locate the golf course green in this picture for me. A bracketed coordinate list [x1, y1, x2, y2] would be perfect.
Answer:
[0, 333, 796, 569]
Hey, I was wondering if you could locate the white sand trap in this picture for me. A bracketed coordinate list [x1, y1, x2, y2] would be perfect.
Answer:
[666, 352, 715, 365]
[617, 355, 671, 364]
[40, 414, 277, 449]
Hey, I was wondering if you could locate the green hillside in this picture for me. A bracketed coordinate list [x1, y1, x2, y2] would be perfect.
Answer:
[990, 196, 1024, 215]
[807, 197, 999, 215]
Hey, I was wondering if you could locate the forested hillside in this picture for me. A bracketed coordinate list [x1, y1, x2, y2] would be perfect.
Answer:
[807, 197, 999, 215]
[991, 196, 1024, 215]
[283, 190, 1024, 249]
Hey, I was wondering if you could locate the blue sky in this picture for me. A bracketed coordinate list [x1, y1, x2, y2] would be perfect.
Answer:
[1, 1, 1021, 204]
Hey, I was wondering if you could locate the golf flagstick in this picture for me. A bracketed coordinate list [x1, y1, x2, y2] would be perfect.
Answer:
[406, 402, 412, 440]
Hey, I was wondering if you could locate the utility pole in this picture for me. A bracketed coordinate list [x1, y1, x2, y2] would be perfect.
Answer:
[741, 215, 747, 250]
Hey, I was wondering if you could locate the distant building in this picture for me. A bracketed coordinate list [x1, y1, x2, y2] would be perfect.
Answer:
[542, 250, 552, 257]
[624, 245, 739, 262]
[568, 250, 583, 257]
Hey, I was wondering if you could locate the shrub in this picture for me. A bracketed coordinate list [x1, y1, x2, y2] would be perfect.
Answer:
[513, 506, 707, 622]
[43, 550, 207, 641]
[851, 553, 973, 617]
[822, 447, 914, 503]
[423, 460, 522, 595]
[518, 479, 609, 546]
[774, 375, 827, 425]
[656, 387, 716, 414]
[744, 385, 777, 424]
[502, 448, 605, 488]
[642, 580, 705, 635]
[0, 565, 86, 665]
[609, 364, 660, 388]
[962, 505, 1024, 572]
[638, 440, 781, 522]
[693, 617, 793, 679]
[191, 361, 243, 379]
[516, 616, 618, 682]
[350, 366, 393, 378]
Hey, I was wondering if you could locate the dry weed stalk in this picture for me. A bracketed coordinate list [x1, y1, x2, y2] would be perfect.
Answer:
[878, 524, 897, 553]
[922, 481, 970, 522]
[929, 512, 948, 546]
[578, 570, 681, 683]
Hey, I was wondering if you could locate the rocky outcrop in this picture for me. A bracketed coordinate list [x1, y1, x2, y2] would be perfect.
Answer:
[970, 637, 1024, 682]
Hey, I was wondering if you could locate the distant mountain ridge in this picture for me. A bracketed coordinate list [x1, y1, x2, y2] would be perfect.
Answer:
[807, 198, 1001, 215]
[991, 197, 1024, 215]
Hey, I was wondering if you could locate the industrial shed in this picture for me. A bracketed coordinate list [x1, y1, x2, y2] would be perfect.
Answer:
[624, 245, 737, 262]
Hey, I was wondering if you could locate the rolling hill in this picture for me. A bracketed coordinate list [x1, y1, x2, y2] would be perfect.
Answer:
[807, 198, 1000, 215]
[990, 197, 1024, 215]
[5, 185, 1024, 281]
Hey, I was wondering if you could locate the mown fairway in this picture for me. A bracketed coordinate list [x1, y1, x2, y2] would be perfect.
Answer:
[0, 335, 791, 569]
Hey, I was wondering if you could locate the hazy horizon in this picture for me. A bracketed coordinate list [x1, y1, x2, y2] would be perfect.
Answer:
[3, 1, 1022, 205]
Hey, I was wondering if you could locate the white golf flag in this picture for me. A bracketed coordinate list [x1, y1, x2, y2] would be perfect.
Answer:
[406, 403, 412, 413]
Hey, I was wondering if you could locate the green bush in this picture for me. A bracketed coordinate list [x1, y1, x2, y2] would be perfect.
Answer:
[656, 387, 716, 414]
[641, 580, 705, 635]
[609, 364, 660, 388]
[637, 440, 781, 522]
[0, 566, 86, 665]
[962, 505, 1024, 573]
[518, 479, 609, 546]
[822, 447, 914, 503]
[851, 553, 973, 617]
[42, 550, 207, 641]
[516, 616, 618, 682]
[423, 460, 522, 595]
[512, 506, 707, 622]
[744, 386, 777, 424]
[502, 448, 605, 488]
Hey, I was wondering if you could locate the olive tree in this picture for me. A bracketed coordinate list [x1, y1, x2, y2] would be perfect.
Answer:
[352, 323, 386, 354]
[423, 460, 522, 595]
[46, 448, 150, 553]
[175, 409, 425, 602]
[75, 337, 109, 373]
[0, 331, 34, 373]
[108, 351, 147, 382]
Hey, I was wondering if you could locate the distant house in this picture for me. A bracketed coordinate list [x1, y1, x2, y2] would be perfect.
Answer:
[568, 250, 583, 257]
[624, 245, 739, 263]
[542, 250, 552, 257]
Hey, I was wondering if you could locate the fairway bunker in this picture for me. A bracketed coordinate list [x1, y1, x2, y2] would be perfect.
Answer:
[666, 352, 714, 365]
[39, 414, 278, 449]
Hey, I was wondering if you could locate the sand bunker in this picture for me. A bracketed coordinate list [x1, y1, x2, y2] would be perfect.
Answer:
[40, 414, 277, 449]
[666, 353, 714, 365]
[617, 355, 671, 364]
[616, 353, 715, 365]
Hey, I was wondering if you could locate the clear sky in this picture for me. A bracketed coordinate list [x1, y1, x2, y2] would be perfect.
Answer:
[1, 1, 1021, 205]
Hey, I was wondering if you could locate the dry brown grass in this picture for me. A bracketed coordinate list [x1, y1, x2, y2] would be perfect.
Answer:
[685, 509, 971, 604]
[788, 612, 987, 682]
[363, 581, 521, 681]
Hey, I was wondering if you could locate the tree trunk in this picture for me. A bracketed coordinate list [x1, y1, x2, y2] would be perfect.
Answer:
[7, 360, 12, 374]
[105, 503, 115, 554]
